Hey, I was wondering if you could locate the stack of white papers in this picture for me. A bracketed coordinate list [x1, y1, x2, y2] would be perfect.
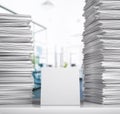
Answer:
[0, 13, 33, 105]
[83, 0, 120, 104]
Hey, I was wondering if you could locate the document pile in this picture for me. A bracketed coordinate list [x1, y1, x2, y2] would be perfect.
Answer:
[83, 0, 120, 104]
[0, 13, 33, 105]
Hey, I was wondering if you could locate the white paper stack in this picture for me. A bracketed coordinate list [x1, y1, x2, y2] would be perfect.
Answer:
[83, 0, 120, 104]
[0, 13, 33, 105]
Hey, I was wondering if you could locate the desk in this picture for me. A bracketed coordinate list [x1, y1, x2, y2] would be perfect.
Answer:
[0, 106, 120, 114]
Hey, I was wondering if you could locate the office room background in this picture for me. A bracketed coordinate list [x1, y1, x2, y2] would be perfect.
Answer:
[0, 0, 120, 113]
[0, 0, 84, 67]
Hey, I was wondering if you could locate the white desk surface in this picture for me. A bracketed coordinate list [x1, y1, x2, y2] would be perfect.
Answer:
[0, 106, 120, 114]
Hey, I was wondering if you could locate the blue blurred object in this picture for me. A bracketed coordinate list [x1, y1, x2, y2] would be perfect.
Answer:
[32, 88, 40, 105]
[33, 88, 40, 99]
[32, 69, 41, 104]
[32, 45, 43, 104]
[32, 70, 41, 88]
[32, 63, 44, 103]
[79, 66, 84, 102]
[39, 63, 44, 68]
[80, 78, 83, 101]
